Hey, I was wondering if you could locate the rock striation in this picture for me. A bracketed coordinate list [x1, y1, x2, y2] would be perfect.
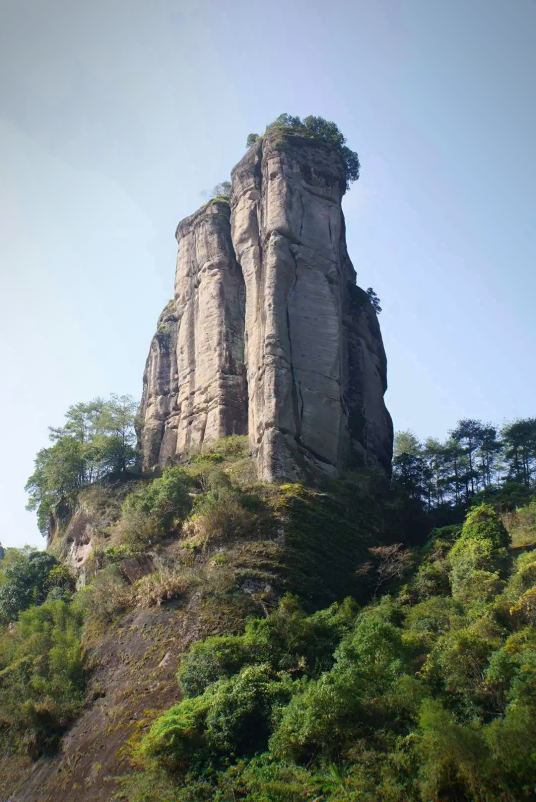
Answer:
[138, 129, 393, 479]
[139, 201, 247, 472]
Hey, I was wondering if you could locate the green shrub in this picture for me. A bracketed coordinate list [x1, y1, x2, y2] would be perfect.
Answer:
[143, 596, 360, 776]
[111, 467, 194, 550]
[177, 595, 357, 699]
[122, 467, 193, 531]
[113, 507, 163, 551]
[74, 565, 129, 630]
[205, 664, 293, 754]
[178, 634, 250, 698]
[129, 495, 536, 800]
[411, 560, 451, 599]
[45, 564, 76, 596]
[144, 663, 294, 775]
[485, 627, 536, 713]
[269, 608, 412, 762]
[141, 693, 212, 774]
[415, 699, 487, 801]
[185, 473, 258, 549]
[484, 699, 536, 794]
[202, 435, 249, 461]
[506, 551, 536, 598]
[104, 543, 135, 563]
[456, 503, 511, 551]
[0, 549, 64, 624]
[403, 596, 460, 645]
[0, 600, 85, 756]
[423, 624, 501, 715]
[449, 504, 511, 601]
[504, 499, 536, 547]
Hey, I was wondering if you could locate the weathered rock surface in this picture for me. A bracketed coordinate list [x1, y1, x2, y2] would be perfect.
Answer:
[138, 129, 392, 478]
[46, 484, 136, 586]
[138, 201, 247, 472]
[231, 130, 392, 479]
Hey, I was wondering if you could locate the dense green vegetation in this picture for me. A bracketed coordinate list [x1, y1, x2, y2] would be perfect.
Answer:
[0, 547, 75, 624]
[394, 417, 536, 510]
[0, 599, 84, 757]
[5, 478, 536, 797]
[2, 434, 390, 773]
[125, 502, 536, 801]
[4, 397, 536, 800]
[0, 548, 81, 756]
[59, 435, 393, 630]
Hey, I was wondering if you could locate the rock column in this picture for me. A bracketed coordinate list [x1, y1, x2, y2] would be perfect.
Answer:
[138, 201, 247, 471]
[231, 129, 392, 479]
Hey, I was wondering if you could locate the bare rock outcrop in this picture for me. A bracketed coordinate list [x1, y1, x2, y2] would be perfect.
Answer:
[138, 129, 392, 479]
[231, 129, 392, 478]
[138, 201, 247, 472]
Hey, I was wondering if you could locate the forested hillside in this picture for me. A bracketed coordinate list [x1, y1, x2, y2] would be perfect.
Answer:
[393, 417, 536, 509]
[123, 502, 536, 802]
[1, 400, 536, 801]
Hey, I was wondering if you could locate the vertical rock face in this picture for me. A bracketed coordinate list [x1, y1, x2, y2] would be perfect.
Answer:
[231, 130, 393, 479]
[138, 201, 247, 472]
[343, 269, 393, 476]
[138, 130, 393, 478]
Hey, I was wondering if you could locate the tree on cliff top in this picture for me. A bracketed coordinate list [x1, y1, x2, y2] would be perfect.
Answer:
[209, 181, 231, 201]
[265, 113, 360, 191]
[25, 395, 138, 535]
[502, 418, 536, 486]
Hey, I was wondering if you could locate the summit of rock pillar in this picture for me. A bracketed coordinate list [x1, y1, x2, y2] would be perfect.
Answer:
[138, 126, 393, 479]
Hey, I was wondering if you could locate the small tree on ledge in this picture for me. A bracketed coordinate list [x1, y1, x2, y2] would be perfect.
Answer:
[366, 288, 382, 314]
[209, 181, 231, 201]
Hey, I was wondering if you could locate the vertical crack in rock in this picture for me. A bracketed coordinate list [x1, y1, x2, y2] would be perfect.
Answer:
[286, 251, 302, 443]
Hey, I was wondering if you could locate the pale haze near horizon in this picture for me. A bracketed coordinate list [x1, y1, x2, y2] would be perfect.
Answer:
[1, 0, 535, 548]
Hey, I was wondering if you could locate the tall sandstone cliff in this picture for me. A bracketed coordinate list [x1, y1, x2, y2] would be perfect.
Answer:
[138, 201, 248, 466]
[139, 129, 393, 480]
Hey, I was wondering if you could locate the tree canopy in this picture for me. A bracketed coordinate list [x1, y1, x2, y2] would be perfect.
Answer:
[138, 498, 536, 801]
[25, 395, 138, 535]
[0, 547, 74, 624]
[265, 114, 360, 192]
[393, 416, 536, 515]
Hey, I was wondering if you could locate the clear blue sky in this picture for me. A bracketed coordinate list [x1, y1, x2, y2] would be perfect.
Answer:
[1, 0, 535, 548]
